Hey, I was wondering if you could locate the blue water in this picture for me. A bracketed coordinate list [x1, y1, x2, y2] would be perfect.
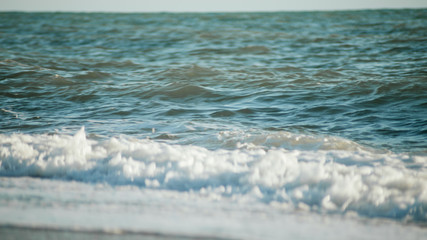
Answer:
[0, 9, 426, 239]
[1, 10, 426, 152]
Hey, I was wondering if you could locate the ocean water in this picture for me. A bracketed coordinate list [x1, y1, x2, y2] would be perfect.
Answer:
[0, 9, 426, 239]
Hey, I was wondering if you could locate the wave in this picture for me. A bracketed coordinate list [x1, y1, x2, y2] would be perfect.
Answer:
[88, 60, 140, 69]
[237, 46, 270, 54]
[1, 128, 426, 222]
[189, 46, 270, 56]
[73, 71, 113, 80]
[156, 65, 221, 80]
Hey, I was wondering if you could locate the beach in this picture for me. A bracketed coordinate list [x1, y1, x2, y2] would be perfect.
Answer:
[0, 9, 426, 239]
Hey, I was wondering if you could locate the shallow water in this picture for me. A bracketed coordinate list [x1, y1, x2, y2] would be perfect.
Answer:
[0, 9, 426, 239]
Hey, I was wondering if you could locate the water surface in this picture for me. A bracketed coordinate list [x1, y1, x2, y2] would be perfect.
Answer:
[0, 9, 426, 239]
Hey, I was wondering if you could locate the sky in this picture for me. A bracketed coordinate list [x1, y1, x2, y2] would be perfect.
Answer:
[1, 0, 426, 12]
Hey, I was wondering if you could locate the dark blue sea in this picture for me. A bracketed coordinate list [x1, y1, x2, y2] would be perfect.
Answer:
[0, 9, 426, 239]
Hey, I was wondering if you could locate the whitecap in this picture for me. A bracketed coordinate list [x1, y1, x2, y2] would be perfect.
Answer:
[1, 128, 426, 221]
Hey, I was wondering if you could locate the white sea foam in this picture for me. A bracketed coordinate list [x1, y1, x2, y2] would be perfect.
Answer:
[0, 127, 426, 221]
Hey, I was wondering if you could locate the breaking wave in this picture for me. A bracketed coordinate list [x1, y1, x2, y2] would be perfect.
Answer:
[1, 128, 426, 222]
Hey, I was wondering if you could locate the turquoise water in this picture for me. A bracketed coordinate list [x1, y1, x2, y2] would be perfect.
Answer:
[1, 10, 426, 152]
[0, 9, 426, 239]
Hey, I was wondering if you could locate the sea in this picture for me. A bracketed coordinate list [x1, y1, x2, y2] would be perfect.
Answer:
[0, 9, 426, 239]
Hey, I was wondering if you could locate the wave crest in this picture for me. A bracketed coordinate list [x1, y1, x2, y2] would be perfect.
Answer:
[1, 128, 426, 222]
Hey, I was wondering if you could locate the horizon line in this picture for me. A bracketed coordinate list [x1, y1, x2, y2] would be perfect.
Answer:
[0, 7, 426, 14]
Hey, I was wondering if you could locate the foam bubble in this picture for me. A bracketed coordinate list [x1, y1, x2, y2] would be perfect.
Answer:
[0, 128, 426, 222]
